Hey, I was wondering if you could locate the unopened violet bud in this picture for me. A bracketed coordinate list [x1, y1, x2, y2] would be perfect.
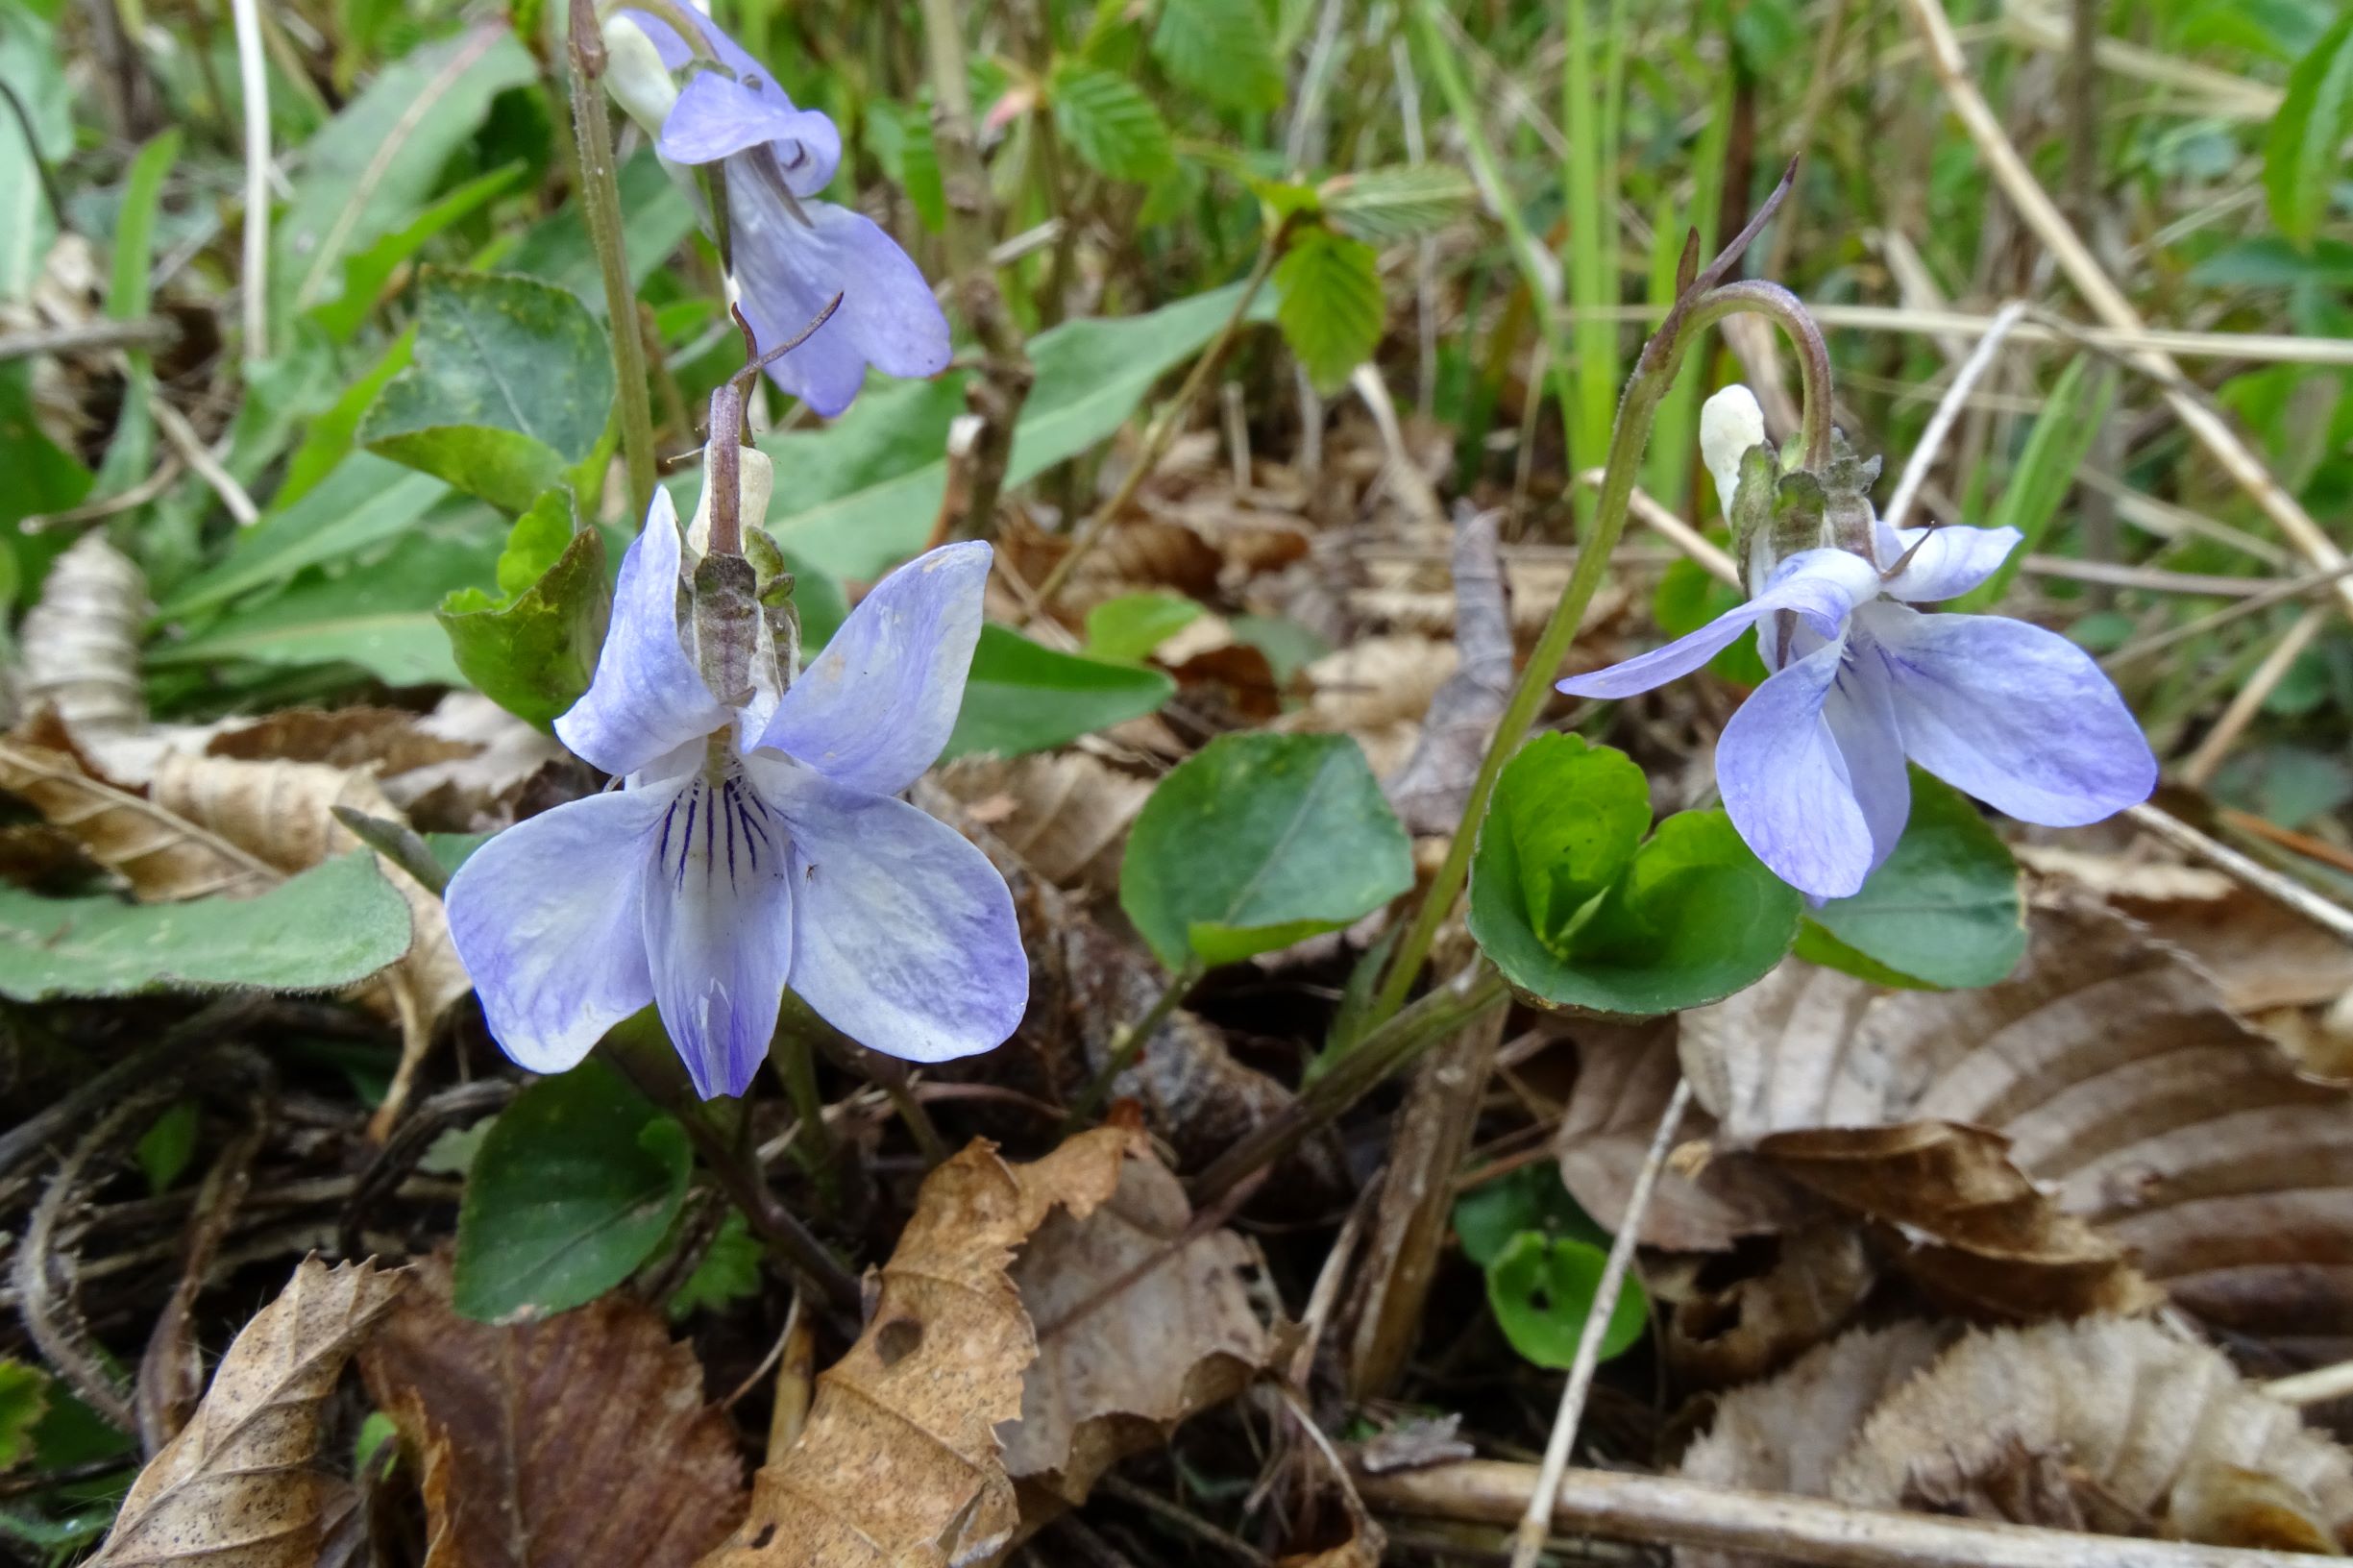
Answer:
[601, 12, 678, 139]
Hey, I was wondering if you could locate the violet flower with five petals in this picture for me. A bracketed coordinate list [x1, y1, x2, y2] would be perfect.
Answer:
[1558, 391, 2156, 900]
[445, 495, 1025, 1098]
[603, 6, 950, 417]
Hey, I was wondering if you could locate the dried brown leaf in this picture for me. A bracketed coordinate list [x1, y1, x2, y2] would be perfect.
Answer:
[1835, 1320, 2353, 1549]
[1679, 898, 2353, 1348]
[933, 751, 1149, 893]
[1657, 1226, 1878, 1389]
[1679, 1317, 2353, 1559]
[358, 1255, 744, 1568]
[1384, 510, 1511, 836]
[379, 693, 568, 827]
[700, 1130, 1135, 1568]
[1554, 1021, 1801, 1253]
[207, 706, 480, 778]
[1300, 635, 1455, 734]
[88, 1258, 404, 1568]
[0, 722, 273, 900]
[18, 532, 148, 740]
[1006, 1144, 1274, 1513]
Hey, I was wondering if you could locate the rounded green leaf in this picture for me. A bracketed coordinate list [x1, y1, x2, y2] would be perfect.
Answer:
[1083, 590, 1202, 664]
[1471, 748, 1802, 1016]
[944, 625, 1175, 760]
[1121, 732, 1413, 971]
[1453, 1164, 1608, 1269]
[1489, 733, 1652, 943]
[1796, 768, 2025, 991]
[1484, 1231, 1648, 1369]
[453, 1057, 693, 1324]
[437, 490, 613, 728]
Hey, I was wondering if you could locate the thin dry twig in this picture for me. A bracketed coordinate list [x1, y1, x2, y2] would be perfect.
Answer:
[1882, 299, 2028, 532]
[2125, 800, 2353, 947]
[2179, 606, 2327, 788]
[1508, 1076, 1692, 1568]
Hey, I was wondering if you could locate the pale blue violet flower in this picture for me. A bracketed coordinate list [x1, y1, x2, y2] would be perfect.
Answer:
[601, 6, 950, 417]
[445, 489, 1025, 1098]
[1558, 386, 2156, 901]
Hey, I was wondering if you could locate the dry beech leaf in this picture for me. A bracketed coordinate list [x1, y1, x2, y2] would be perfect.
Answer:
[207, 706, 480, 778]
[0, 717, 273, 900]
[88, 1258, 404, 1568]
[358, 1255, 744, 1568]
[1683, 1317, 2353, 1562]
[1553, 1021, 1802, 1253]
[934, 751, 1149, 893]
[1004, 1143, 1274, 1517]
[17, 532, 149, 741]
[700, 1130, 1134, 1568]
[381, 693, 568, 826]
[1679, 897, 2353, 1348]
[1657, 1226, 1878, 1390]
[1299, 635, 1456, 735]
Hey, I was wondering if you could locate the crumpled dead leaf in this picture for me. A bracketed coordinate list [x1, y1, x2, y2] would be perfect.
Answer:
[701, 1130, 1135, 1568]
[0, 716, 273, 900]
[16, 532, 149, 743]
[206, 705, 480, 779]
[87, 1258, 404, 1568]
[1004, 1140, 1274, 1516]
[1678, 897, 2353, 1352]
[1654, 1225, 1877, 1390]
[359, 1255, 744, 1568]
[1384, 508, 1511, 836]
[935, 750, 1150, 894]
[1682, 1318, 2353, 1559]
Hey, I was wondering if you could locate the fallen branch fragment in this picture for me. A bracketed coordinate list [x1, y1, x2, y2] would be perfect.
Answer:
[1360, 1462, 2324, 1568]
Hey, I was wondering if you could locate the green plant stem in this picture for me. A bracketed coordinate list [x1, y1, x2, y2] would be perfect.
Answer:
[567, 0, 659, 525]
[1189, 964, 1510, 1209]
[772, 1019, 840, 1206]
[1561, 0, 1618, 532]
[1064, 958, 1204, 1130]
[1365, 189, 1820, 1027]
[1022, 238, 1282, 618]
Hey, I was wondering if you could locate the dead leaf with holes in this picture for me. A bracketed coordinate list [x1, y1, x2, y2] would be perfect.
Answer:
[1678, 896, 2353, 1355]
[1679, 1318, 2353, 1562]
[86, 1258, 404, 1568]
[699, 1130, 1136, 1568]
[358, 1255, 743, 1568]
[1003, 1142, 1274, 1520]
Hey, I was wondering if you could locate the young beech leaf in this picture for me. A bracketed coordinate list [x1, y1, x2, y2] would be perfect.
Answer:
[1484, 1231, 1648, 1370]
[1273, 227, 1384, 396]
[1797, 769, 2026, 991]
[1121, 732, 1413, 971]
[453, 1055, 693, 1324]
[1049, 60, 1175, 184]
[1082, 590, 1202, 664]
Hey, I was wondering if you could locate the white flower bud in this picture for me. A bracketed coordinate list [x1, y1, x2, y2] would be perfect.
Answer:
[601, 12, 679, 140]
[1699, 384, 1767, 518]
[687, 446, 775, 557]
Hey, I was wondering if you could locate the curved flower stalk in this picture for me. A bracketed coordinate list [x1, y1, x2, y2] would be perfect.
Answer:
[1560, 386, 2156, 901]
[601, 5, 950, 417]
[446, 490, 1025, 1098]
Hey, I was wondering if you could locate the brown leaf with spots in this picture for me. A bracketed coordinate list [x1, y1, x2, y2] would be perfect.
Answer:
[1684, 1318, 2353, 1561]
[699, 1130, 1135, 1568]
[1678, 897, 2353, 1352]
[358, 1256, 744, 1568]
[87, 1258, 404, 1568]
[1005, 1143, 1274, 1514]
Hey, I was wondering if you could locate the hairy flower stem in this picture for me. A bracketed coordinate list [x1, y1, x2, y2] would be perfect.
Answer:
[1366, 174, 1820, 1026]
[604, 1013, 860, 1314]
[567, 0, 659, 525]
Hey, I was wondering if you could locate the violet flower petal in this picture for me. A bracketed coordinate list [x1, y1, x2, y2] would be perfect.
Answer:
[445, 790, 665, 1072]
[556, 490, 728, 777]
[659, 70, 842, 175]
[753, 759, 1027, 1064]
[728, 186, 951, 418]
[1557, 548, 1883, 698]
[1716, 639, 1877, 898]
[1857, 600, 2157, 826]
[757, 541, 989, 796]
[621, 7, 842, 194]
[640, 770, 797, 1098]
[1874, 522, 2022, 603]
[1822, 658, 1912, 874]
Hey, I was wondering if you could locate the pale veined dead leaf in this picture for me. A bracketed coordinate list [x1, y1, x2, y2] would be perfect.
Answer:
[86, 1258, 404, 1568]
[934, 750, 1150, 894]
[1679, 896, 2353, 1357]
[358, 1255, 744, 1568]
[151, 751, 472, 1132]
[1683, 1318, 2353, 1559]
[377, 692, 565, 826]
[17, 532, 149, 742]
[206, 704, 481, 778]
[699, 1129, 1135, 1568]
[1299, 634, 1456, 734]
[1004, 1142, 1275, 1518]
[0, 718, 273, 900]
